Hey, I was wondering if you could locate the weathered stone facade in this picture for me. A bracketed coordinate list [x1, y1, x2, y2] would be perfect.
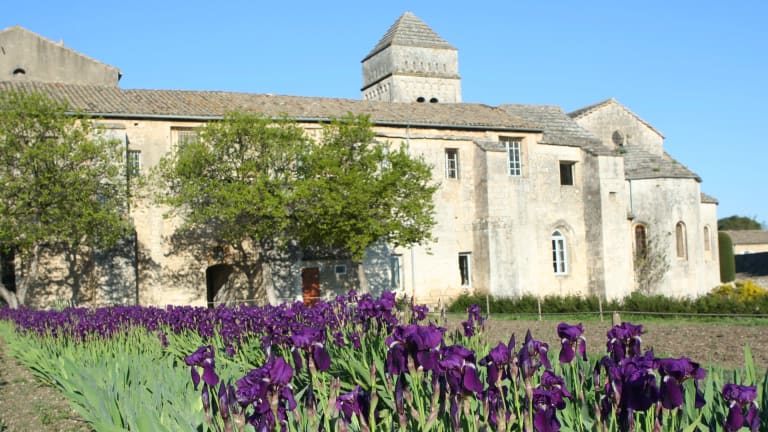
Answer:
[0, 13, 721, 308]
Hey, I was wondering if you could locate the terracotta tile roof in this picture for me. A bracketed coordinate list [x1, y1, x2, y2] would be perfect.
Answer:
[622, 147, 700, 181]
[722, 230, 768, 246]
[0, 81, 540, 131]
[364, 12, 455, 61]
[499, 104, 613, 155]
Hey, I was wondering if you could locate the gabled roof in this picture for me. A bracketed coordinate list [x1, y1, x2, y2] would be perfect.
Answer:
[0, 25, 121, 78]
[722, 230, 768, 246]
[499, 104, 612, 155]
[622, 146, 700, 181]
[568, 98, 664, 139]
[363, 12, 455, 61]
[0, 81, 541, 131]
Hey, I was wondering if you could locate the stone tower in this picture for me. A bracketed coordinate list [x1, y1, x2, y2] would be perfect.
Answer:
[361, 12, 461, 103]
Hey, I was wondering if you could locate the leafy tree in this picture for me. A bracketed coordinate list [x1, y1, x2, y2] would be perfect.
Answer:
[0, 92, 132, 308]
[151, 112, 437, 301]
[295, 114, 437, 260]
[718, 215, 762, 231]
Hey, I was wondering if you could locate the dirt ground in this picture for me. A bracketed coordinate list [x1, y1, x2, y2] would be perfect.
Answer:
[1, 319, 767, 431]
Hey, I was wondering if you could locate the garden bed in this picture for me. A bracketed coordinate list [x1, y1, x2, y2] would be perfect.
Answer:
[1, 316, 766, 431]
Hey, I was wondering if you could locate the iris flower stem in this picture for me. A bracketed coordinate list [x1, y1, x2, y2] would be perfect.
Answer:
[570, 361, 585, 432]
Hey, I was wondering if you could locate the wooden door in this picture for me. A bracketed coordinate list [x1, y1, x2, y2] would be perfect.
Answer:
[301, 267, 320, 306]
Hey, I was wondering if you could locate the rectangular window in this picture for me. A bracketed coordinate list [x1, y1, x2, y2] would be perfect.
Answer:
[389, 255, 402, 289]
[559, 162, 575, 186]
[334, 264, 347, 275]
[445, 148, 459, 179]
[458, 253, 471, 287]
[501, 137, 522, 176]
[172, 128, 199, 150]
[127, 150, 141, 177]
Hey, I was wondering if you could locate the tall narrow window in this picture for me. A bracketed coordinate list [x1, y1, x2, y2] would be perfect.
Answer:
[127, 150, 141, 178]
[445, 148, 459, 179]
[552, 231, 567, 274]
[458, 253, 471, 287]
[634, 225, 648, 258]
[559, 162, 575, 186]
[389, 255, 402, 289]
[676, 222, 687, 259]
[703, 225, 711, 252]
[501, 137, 522, 176]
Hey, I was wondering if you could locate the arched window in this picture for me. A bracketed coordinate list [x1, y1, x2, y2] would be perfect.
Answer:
[676, 222, 687, 259]
[703, 225, 712, 252]
[634, 224, 648, 258]
[552, 230, 567, 274]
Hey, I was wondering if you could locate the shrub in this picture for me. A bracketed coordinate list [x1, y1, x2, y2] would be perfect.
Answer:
[719, 231, 735, 282]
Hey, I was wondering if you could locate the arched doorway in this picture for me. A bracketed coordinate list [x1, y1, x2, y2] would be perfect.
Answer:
[206, 264, 233, 308]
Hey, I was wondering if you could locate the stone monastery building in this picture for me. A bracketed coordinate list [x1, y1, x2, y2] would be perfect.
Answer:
[0, 13, 720, 307]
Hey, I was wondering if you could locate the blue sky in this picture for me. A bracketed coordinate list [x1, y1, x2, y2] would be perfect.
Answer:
[4, 1, 767, 226]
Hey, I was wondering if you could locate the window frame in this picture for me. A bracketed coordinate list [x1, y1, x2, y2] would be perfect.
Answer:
[634, 224, 648, 258]
[551, 230, 568, 275]
[676, 222, 688, 259]
[559, 161, 575, 186]
[458, 253, 471, 287]
[501, 137, 522, 176]
[703, 225, 712, 252]
[127, 149, 141, 178]
[389, 255, 402, 290]
[445, 148, 459, 179]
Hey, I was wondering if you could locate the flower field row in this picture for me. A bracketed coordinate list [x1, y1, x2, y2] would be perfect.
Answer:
[1, 291, 767, 431]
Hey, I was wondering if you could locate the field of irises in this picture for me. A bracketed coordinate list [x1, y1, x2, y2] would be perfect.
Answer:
[0, 291, 766, 432]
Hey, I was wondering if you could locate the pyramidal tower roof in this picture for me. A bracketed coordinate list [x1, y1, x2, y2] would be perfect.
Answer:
[363, 12, 455, 61]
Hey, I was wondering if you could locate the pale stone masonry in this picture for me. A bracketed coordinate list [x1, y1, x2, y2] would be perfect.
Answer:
[0, 13, 721, 308]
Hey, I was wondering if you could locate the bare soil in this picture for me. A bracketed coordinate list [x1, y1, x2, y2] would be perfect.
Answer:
[1, 319, 767, 431]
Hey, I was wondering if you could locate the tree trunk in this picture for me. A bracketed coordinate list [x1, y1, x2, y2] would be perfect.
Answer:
[0, 282, 19, 308]
[8, 244, 42, 308]
[357, 261, 370, 293]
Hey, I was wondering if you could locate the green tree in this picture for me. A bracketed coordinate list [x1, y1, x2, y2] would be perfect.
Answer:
[0, 92, 132, 308]
[151, 112, 437, 301]
[295, 114, 438, 290]
[718, 215, 762, 231]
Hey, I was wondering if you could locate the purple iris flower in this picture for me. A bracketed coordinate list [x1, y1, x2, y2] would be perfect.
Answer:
[620, 351, 660, 412]
[348, 332, 361, 350]
[236, 357, 297, 430]
[722, 384, 760, 432]
[411, 304, 429, 321]
[185, 345, 219, 389]
[385, 324, 445, 375]
[540, 371, 573, 409]
[290, 326, 331, 372]
[479, 336, 516, 386]
[606, 322, 643, 361]
[462, 320, 476, 337]
[439, 345, 484, 396]
[532, 388, 562, 432]
[467, 304, 484, 327]
[518, 330, 551, 379]
[557, 322, 587, 363]
[658, 356, 706, 409]
[335, 385, 371, 425]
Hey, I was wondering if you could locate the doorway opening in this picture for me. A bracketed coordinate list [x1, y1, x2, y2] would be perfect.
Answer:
[301, 267, 320, 307]
[206, 264, 233, 308]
